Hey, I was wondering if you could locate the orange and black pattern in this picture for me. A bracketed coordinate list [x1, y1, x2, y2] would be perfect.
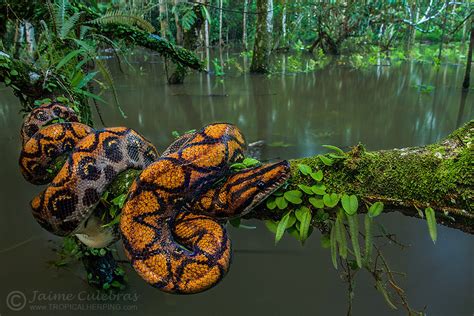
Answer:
[120, 124, 247, 294]
[20, 104, 291, 295]
[20, 103, 158, 236]
[187, 160, 290, 219]
[21, 102, 79, 145]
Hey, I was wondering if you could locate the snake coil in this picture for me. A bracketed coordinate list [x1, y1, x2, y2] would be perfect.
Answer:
[19, 102, 290, 294]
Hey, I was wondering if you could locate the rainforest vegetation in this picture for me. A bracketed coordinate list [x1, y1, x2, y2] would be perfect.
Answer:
[0, 0, 472, 315]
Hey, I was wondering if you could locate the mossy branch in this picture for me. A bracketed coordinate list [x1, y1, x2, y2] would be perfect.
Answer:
[249, 120, 474, 234]
[71, 1, 205, 71]
[104, 121, 473, 235]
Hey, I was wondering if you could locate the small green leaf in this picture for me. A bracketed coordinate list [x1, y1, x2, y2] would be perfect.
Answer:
[297, 163, 312, 175]
[318, 155, 334, 166]
[272, 190, 284, 197]
[111, 194, 127, 208]
[172, 131, 180, 138]
[322, 144, 345, 155]
[310, 170, 323, 181]
[243, 157, 260, 167]
[266, 198, 276, 210]
[287, 227, 300, 240]
[275, 196, 288, 209]
[329, 153, 347, 159]
[76, 71, 98, 89]
[297, 207, 312, 243]
[286, 213, 297, 229]
[320, 234, 331, 249]
[284, 190, 303, 204]
[311, 184, 326, 195]
[368, 202, 384, 218]
[295, 206, 311, 243]
[364, 215, 373, 265]
[265, 220, 278, 233]
[56, 49, 83, 71]
[335, 210, 347, 259]
[230, 162, 246, 170]
[424, 207, 437, 243]
[315, 209, 329, 221]
[323, 193, 340, 208]
[297, 184, 314, 195]
[330, 224, 338, 269]
[229, 218, 241, 227]
[309, 197, 324, 209]
[9, 69, 18, 76]
[347, 214, 362, 268]
[341, 194, 358, 215]
[275, 212, 291, 244]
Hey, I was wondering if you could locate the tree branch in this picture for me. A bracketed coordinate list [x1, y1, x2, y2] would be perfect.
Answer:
[249, 121, 474, 234]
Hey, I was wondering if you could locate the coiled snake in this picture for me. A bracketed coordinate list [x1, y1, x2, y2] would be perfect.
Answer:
[19, 102, 290, 294]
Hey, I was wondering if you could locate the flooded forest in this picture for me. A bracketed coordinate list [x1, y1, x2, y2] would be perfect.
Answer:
[0, 1, 473, 315]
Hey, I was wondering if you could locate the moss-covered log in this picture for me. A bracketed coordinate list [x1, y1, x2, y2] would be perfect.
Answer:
[251, 121, 473, 234]
[106, 121, 473, 235]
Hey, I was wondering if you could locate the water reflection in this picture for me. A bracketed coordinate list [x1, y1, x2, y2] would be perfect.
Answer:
[0, 49, 472, 316]
[100, 51, 472, 160]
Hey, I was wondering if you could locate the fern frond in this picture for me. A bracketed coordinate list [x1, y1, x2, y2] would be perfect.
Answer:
[79, 25, 92, 39]
[95, 58, 126, 118]
[46, 1, 57, 34]
[55, 0, 71, 37]
[88, 10, 155, 33]
[72, 38, 95, 55]
[59, 12, 82, 39]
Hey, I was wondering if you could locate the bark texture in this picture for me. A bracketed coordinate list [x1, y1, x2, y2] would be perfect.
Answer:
[250, 0, 272, 73]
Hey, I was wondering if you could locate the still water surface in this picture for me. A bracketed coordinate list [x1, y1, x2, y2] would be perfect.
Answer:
[0, 50, 472, 315]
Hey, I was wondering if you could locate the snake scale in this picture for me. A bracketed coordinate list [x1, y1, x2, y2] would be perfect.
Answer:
[19, 102, 290, 294]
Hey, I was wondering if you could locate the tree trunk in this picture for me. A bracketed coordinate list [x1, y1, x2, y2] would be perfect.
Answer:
[218, 0, 223, 46]
[281, 0, 287, 48]
[169, 1, 207, 84]
[250, 0, 273, 73]
[159, 0, 168, 39]
[174, 0, 183, 45]
[204, 14, 210, 48]
[243, 0, 248, 50]
[462, 16, 473, 90]
[437, 0, 449, 61]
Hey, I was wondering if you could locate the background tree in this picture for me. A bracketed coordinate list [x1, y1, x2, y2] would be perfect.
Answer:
[250, 0, 273, 73]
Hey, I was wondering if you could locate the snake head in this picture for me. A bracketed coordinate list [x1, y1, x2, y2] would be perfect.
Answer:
[190, 160, 291, 219]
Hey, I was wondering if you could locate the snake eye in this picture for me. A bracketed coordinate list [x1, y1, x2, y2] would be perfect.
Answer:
[256, 180, 266, 190]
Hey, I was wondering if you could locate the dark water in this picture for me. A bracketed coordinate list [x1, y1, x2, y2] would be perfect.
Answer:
[0, 49, 472, 316]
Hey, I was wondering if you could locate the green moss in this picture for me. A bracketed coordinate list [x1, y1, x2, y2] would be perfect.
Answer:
[107, 169, 142, 198]
[286, 124, 473, 216]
